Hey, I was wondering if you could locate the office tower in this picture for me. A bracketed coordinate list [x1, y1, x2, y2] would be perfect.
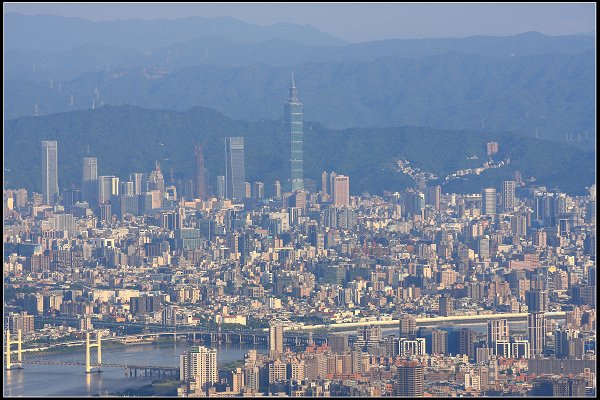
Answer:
[98, 176, 119, 205]
[273, 180, 282, 199]
[42, 140, 59, 205]
[148, 161, 165, 196]
[415, 173, 426, 191]
[244, 182, 251, 198]
[119, 181, 134, 197]
[82, 156, 98, 205]
[62, 187, 81, 208]
[216, 176, 226, 199]
[179, 346, 218, 391]
[487, 319, 510, 350]
[285, 71, 303, 191]
[439, 294, 453, 317]
[528, 312, 546, 356]
[426, 185, 441, 211]
[333, 175, 350, 207]
[129, 173, 148, 195]
[195, 144, 208, 200]
[394, 362, 424, 397]
[269, 320, 284, 356]
[526, 290, 549, 312]
[321, 171, 329, 196]
[399, 315, 417, 338]
[482, 188, 497, 216]
[225, 137, 245, 200]
[431, 329, 448, 355]
[502, 181, 516, 211]
[252, 182, 264, 199]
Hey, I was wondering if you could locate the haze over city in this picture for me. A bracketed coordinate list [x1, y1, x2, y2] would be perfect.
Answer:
[3, 2, 596, 398]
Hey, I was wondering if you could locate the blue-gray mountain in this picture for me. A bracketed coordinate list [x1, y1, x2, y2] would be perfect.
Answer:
[4, 13, 347, 51]
[6, 50, 594, 146]
[4, 105, 594, 196]
[6, 31, 594, 82]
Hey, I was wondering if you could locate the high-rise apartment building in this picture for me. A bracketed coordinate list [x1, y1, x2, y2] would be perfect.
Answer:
[225, 137, 245, 200]
[42, 140, 59, 205]
[502, 180, 516, 212]
[482, 188, 497, 216]
[431, 329, 448, 355]
[528, 312, 546, 356]
[179, 346, 218, 391]
[285, 71, 303, 191]
[394, 362, 424, 397]
[487, 319, 510, 350]
[269, 320, 284, 357]
[252, 182, 264, 199]
[333, 175, 350, 207]
[82, 156, 98, 206]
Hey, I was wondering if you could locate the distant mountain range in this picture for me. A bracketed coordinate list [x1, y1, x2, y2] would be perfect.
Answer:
[6, 50, 594, 145]
[4, 14, 596, 149]
[4, 13, 347, 51]
[5, 105, 594, 196]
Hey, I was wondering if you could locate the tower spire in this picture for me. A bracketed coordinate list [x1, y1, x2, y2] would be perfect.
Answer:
[289, 69, 298, 100]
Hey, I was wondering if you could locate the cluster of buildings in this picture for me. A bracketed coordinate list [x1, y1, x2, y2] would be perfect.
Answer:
[3, 75, 596, 397]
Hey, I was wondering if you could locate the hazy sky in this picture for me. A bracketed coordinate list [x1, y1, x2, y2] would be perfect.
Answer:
[4, 2, 596, 42]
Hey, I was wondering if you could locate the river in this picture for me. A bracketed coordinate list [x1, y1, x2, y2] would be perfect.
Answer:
[4, 321, 531, 396]
[3, 342, 268, 397]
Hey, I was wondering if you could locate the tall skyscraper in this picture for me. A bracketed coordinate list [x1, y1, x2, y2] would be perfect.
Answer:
[528, 312, 546, 356]
[269, 320, 284, 357]
[482, 188, 497, 216]
[82, 157, 98, 206]
[98, 176, 119, 205]
[502, 180, 516, 212]
[321, 171, 329, 196]
[194, 144, 208, 200]
[42, 140, 59, 205]
[333, 175, 350, 207]
[285, 71, 303, 191]
[394, 362, 424, 397]
[216, 176, 226, 199]
[148, 161, 165, 196]
[426, 185, 441, 211]
[225, 137, 245, 200]
[273, 180, 282, 199]
[487, 319, 510, 350]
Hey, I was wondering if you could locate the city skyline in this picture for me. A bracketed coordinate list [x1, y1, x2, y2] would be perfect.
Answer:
[3, 4, 595, 398]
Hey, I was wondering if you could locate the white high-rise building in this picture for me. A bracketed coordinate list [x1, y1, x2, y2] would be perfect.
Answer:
[179, 346, 218, 391]
[482, 188, 497, 216]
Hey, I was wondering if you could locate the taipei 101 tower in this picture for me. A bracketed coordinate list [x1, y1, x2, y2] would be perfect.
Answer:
[285, 70, 304, 191]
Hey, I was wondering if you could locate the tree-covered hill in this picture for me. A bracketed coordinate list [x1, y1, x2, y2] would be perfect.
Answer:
[6, 50, 594, 148]
[4, 105, 594, 196]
